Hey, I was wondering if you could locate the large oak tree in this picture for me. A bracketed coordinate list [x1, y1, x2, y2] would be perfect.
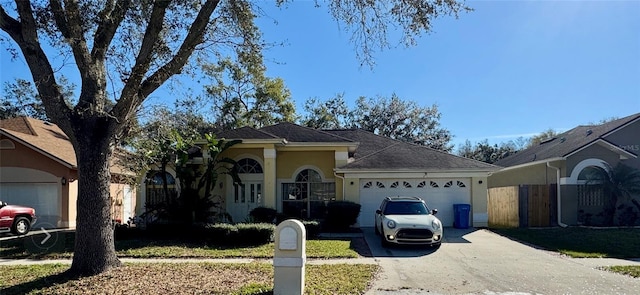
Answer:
[0, 0, 470, 275]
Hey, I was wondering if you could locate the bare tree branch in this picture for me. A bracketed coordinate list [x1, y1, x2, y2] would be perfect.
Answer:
[139, 0, 221, 98]
[1, 2, 72, 133]
[91, 0, 131, 61]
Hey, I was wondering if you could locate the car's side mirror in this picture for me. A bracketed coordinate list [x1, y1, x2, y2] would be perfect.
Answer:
[431, 209, 438, 215]
[376, 209, 382, 214]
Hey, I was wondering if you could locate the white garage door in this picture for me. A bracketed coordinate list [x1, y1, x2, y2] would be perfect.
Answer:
[358, 179, 471, 227]
[0, 183, 61, 228]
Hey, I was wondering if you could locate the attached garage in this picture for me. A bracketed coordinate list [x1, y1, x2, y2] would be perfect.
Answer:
[0, 182, 61, 228]
[358, 178, 472, 227]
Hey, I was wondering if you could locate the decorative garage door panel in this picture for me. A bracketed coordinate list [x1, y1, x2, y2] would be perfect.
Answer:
[358, 179, 471, 227]
[0, 183, 61, 228]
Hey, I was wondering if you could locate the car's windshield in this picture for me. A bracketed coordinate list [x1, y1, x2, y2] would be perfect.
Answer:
[383, 201, 429, 215]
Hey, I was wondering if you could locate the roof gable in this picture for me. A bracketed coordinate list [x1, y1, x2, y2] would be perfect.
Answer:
[495, 113, 640, 167]
[1, 117, 76, 168]
[1, 117, 135, 175]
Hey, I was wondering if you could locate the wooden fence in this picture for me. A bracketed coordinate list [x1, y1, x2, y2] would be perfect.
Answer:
[488, 185, 557, 228]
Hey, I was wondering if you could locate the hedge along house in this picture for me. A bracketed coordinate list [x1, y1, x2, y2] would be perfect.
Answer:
[488, 113, 640, 226]
[137, 122, 498, 227]
[0, 117, 137, 228]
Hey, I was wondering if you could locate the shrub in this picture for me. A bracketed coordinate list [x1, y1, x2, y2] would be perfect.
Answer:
[324, 201, 361, 231]
[198, 223, 274, 246]
[249, 207, 278, 223]
[302, 220, 321, 239]
[236, 223, 276, 245]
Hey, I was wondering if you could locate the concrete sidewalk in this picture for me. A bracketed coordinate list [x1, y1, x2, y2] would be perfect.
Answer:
[0, 257, 378, 266]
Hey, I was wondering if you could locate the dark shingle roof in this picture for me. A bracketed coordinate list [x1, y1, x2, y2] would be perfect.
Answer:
[216, 126, 279, 140]
[326, 129, 497, 170]
[495, 113, 640, 167]
[260, 122, 353, 143]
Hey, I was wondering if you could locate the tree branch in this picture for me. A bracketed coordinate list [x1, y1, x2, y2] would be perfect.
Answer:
[91, 0, 131, 61]
[51, 0, 106, 112]
[139, 0, 221, 97]
[112, 0, 220, 121]
[1, 1, 72, 134]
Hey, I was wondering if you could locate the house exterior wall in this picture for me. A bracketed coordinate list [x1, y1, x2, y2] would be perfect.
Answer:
[566, 144, 622, 177]
[488, 163, 559, 188]
[0, 136, 77, 228]
[605, 119, 640, 169]
[471, 176, 489, 227]
[276, 151, 336, 180]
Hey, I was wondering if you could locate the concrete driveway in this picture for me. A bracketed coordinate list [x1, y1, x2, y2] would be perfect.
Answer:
[363, 227, 640, 295]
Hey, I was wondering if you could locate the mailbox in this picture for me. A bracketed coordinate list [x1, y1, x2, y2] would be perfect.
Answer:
[273, 219, 306, 295]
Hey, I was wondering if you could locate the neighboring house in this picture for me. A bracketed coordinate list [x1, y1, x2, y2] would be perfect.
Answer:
[0, 117, 136, 229]
[137, 122, 498, 227]
[489, 113, 640, 226]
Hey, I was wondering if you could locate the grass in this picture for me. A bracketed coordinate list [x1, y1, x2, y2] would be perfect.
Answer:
[0, 263, 378, 295]
[604, 266, 640, 278]
[0, 239, 360, 259]
[492, 227, 640, 258]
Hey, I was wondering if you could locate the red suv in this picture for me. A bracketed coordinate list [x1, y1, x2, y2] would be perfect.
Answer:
[0, 201, 37, 235]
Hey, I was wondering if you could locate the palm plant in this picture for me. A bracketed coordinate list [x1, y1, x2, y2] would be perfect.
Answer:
[587, 163, 640, 226]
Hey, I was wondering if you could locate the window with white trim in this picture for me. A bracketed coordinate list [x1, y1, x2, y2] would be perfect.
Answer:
[282, 169, 335, 219]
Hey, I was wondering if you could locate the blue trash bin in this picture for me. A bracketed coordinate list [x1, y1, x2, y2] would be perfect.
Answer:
[453, 204, 471, 229]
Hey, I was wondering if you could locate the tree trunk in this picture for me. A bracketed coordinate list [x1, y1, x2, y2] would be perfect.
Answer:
[69, 119, 121, 275]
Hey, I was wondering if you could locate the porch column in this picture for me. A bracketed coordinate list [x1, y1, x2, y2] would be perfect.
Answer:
[264, 148, 277, 209]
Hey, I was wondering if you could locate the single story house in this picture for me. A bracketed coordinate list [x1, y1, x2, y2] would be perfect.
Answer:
[489, 113, 640, 226]
[0, 117, 136, 228]
[137, 122, 498, 227]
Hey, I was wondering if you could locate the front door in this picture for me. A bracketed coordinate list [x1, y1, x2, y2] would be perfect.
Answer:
[228, 182, 262, 222]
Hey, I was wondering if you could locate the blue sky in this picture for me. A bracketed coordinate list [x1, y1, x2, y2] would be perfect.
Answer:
[2, 1, 639, 150]
[253, 0, 640, 149]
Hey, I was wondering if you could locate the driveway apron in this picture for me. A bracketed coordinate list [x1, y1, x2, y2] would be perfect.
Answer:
[363, 227, 640, 295]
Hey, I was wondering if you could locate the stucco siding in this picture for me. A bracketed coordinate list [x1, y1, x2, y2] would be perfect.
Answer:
[0, 136, 74, 178]
[489, 164, 558, 188]
[276, 151, 335, 180]
[224, 148, 264, 162]
[604, 119, 640, 169]
[566, 144, 622, 176]
[471, 177, 489, 226]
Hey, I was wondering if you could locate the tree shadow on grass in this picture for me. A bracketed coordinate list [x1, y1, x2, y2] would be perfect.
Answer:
[1, 269, 78, 295]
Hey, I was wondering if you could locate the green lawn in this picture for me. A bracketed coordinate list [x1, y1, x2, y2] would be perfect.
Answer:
[0, 263, 379, 295]
[492, 227, 640, 258]
[604, 266, 640, 278]
[0, 239, 360, 259]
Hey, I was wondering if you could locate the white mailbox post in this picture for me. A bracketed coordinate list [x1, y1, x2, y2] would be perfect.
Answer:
[273, 219, 306, 295]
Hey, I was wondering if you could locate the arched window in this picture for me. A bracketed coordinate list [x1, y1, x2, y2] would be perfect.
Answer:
[146, 171, 176, 185]
[282, 168, 335, 219]
[578, 166, 605, 182]
[237, 158, 263, 174]
[295, 169, 322, 182]
[145, 171, 177, 207]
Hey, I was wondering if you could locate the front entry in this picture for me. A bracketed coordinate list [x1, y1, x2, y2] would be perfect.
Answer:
[228, 181, 262, 222]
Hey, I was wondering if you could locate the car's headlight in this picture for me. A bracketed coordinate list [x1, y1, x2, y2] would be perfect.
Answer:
[432, 219, 442, 230]
[386, 220, 396, 229]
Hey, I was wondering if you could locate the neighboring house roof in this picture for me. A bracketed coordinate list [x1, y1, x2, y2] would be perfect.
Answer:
[260, 122, 354, 143]
[0, 116, 133, 175]
[326, 129, 498, 171]
[495, 113, 640, 167]
[1, 116, 77, 168]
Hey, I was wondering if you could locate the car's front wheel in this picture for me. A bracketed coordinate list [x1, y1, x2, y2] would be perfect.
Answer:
[11, 217, 30, 235]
